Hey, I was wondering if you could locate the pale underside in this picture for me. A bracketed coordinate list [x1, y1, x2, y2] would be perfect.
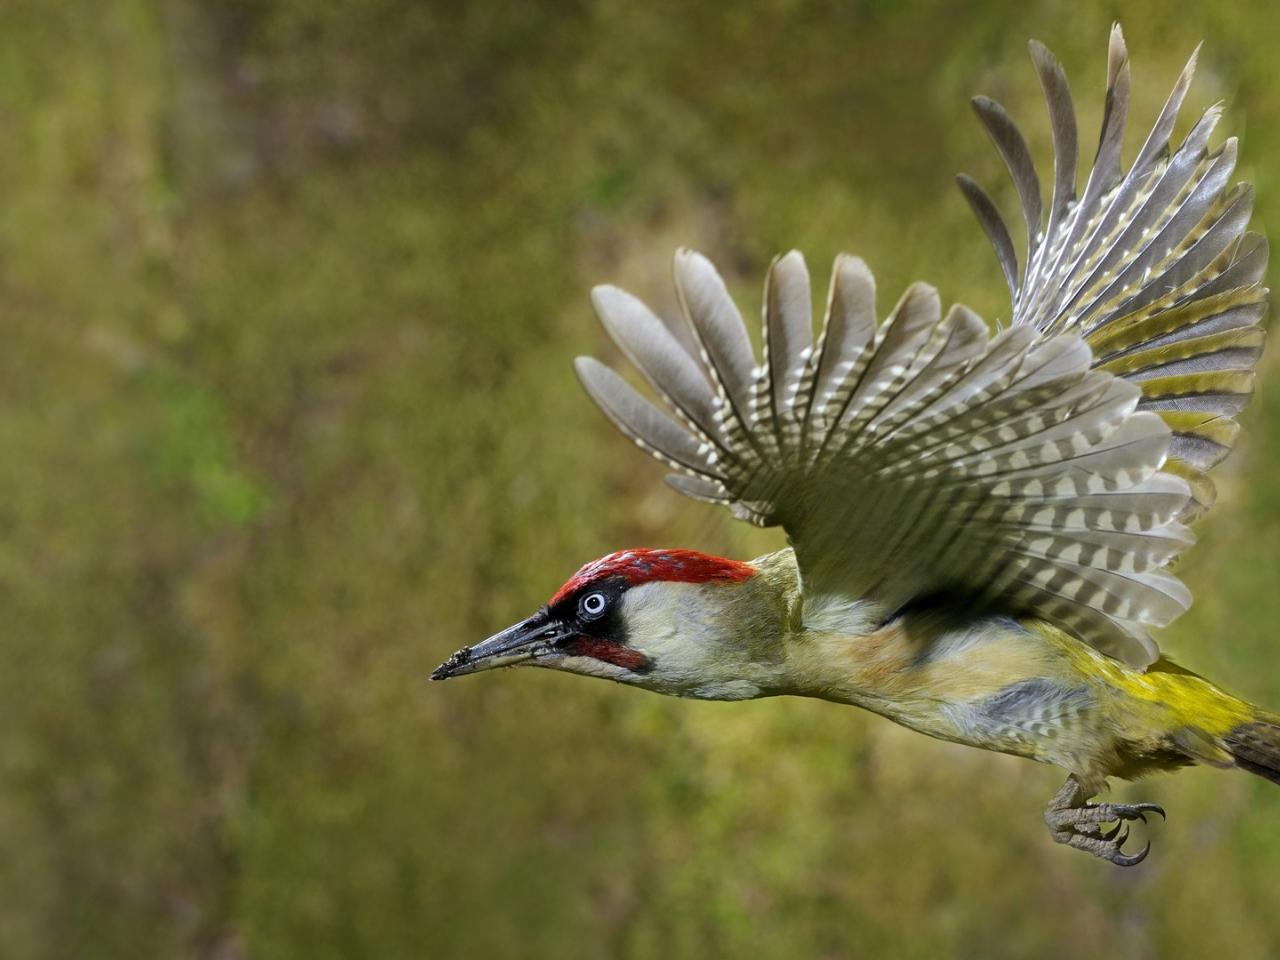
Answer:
[575, 26, 1268, 669]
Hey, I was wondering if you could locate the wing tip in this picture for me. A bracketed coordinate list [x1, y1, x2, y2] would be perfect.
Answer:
[588, 283, 630, 321]
[573, 355, 608, 399]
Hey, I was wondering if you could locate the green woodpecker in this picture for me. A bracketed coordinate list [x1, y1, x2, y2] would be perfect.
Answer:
[433, 27, 1273, 866]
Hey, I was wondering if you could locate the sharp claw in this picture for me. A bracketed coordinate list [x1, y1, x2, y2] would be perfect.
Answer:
[1113, 840, 1151, 867]
[1115, 824, 1130, 847]
[1100, 821, 1123, 841]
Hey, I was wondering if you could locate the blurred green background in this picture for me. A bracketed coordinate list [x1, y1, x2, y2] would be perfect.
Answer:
[3, 1, 1279, 957]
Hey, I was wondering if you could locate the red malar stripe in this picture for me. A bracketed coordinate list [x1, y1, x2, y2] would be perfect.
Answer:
[563, 637, 651, 672]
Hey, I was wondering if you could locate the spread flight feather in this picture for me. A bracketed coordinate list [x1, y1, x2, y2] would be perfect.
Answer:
[575, 26, 1267, 670]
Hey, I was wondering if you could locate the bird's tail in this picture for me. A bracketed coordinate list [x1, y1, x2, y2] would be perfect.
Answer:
[1221, 716, 1280, 785]
[1134, 659, 1280, 785]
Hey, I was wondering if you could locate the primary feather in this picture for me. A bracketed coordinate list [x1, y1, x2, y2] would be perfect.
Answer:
[959, 25, 1269, 518]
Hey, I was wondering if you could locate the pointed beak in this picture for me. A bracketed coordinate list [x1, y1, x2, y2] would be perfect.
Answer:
[430, 611, 569, 680]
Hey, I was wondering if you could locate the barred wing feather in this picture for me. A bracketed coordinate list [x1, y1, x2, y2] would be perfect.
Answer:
[577, 249, 1193, 667]
[960, 25, 1268, 518]
[573, 29, 1266, 668]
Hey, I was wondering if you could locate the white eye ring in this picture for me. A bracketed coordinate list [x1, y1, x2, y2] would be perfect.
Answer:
[579, 591, 608, 619]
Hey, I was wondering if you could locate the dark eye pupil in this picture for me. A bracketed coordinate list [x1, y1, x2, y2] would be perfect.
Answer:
[582, 593, 606, 616]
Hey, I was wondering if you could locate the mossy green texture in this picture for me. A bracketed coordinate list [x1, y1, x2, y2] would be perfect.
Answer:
[2, 1, 1279, 957]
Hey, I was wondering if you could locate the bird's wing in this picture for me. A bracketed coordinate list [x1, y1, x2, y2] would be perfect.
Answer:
[574, 30, 1268, 669]
[958, 26, 1268, 520]
[578, 249, 1192, 667]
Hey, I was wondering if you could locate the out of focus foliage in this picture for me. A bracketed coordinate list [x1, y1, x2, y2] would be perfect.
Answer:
[2, 1, 1279, 957]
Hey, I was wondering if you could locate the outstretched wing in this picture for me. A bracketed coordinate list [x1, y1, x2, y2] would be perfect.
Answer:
[958, 26, 1268, 519]
[577, 249, 1192, 667]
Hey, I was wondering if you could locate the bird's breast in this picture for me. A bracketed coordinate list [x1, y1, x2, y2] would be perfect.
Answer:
[788, 612, 1108, 765]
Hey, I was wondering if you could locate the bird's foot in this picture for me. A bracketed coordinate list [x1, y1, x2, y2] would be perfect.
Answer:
[1043, 775, 1165, 867]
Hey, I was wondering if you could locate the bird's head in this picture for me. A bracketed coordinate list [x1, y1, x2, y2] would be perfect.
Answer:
[431, 548, 790, 699]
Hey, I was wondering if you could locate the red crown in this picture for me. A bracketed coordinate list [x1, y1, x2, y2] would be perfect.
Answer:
[550, 548, 756, 605]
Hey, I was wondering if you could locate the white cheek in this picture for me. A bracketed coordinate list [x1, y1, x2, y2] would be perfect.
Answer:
[622, 589, 685, 645]
[622, 583, 730, 677]
[609, 581, 778, 701]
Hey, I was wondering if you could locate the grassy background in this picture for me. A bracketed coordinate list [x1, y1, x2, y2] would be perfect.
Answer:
[2, 1, 1279, 957]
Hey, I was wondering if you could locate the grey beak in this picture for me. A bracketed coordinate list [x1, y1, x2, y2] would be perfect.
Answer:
[430, 611, 568, 680]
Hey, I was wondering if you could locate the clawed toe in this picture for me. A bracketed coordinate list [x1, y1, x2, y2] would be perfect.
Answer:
[1056, 818, 1150, 865]
[1044, 777, 1164, 867]
[1112, 840, 1151, 867]
[1133, 802, 1166, 821]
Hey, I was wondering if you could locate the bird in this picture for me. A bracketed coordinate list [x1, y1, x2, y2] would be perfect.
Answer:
[432, 26, 1272, 866]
